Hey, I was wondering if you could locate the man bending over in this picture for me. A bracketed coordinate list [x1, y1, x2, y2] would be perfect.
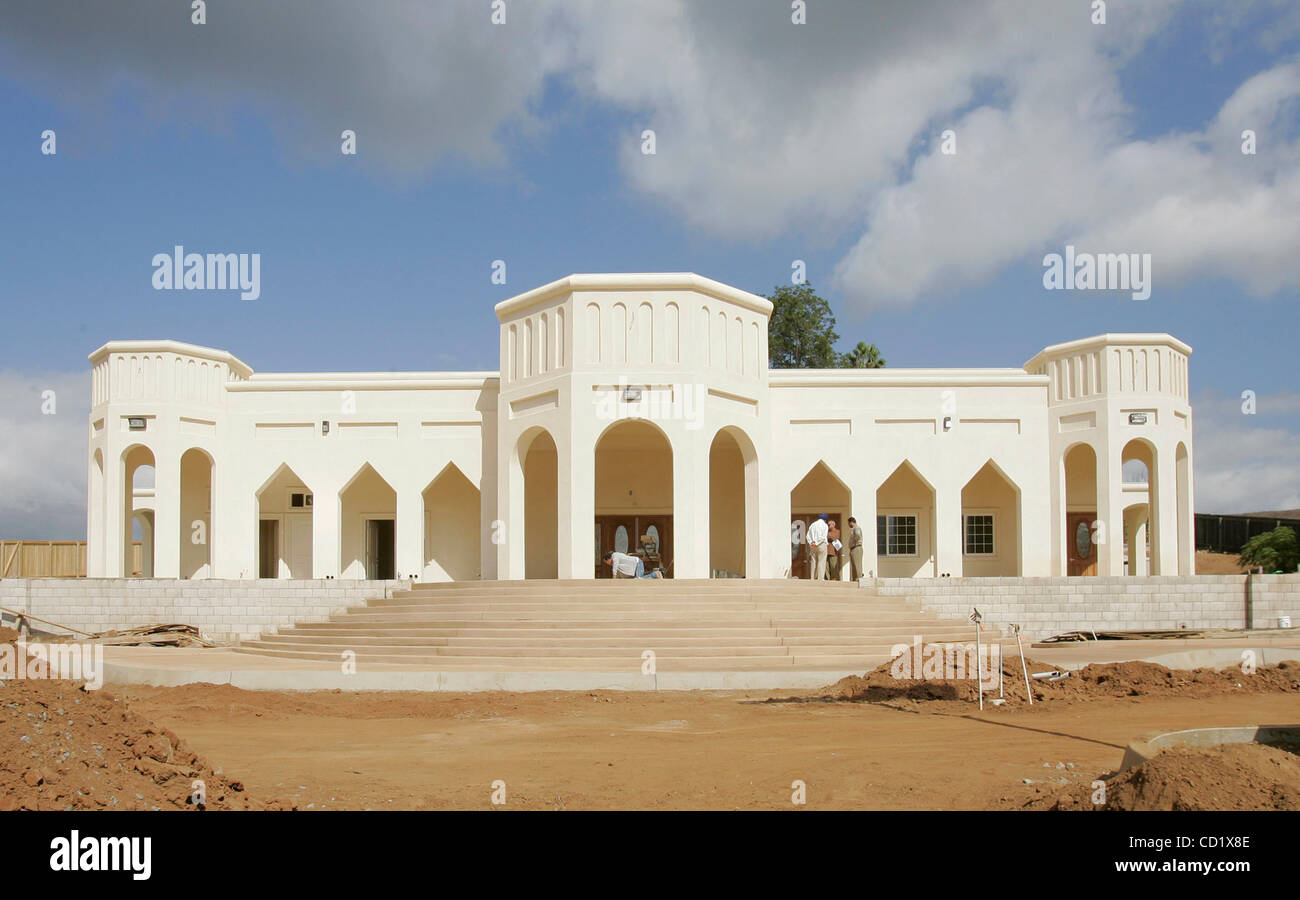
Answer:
[602, 550, 663, 579]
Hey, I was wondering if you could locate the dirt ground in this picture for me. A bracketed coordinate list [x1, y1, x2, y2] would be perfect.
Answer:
[1196, 550, 1251, 574]
[111, 658, 1300, 811]
[6, 616, 1297, 810]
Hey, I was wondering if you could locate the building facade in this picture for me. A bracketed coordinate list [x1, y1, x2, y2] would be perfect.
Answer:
[85, 273, 1195, 581]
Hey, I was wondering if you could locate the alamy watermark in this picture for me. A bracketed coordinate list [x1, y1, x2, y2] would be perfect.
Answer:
[889, 635, 1000, 690]
[152, 245, 260, 301]
[594, 377, 704, 429]
[1042, 245, 1151, 301]
[2, 640, 104, 690]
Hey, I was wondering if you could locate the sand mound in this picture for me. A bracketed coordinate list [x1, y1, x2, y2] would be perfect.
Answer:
[820, 646, 1300, 708]
[1038, 743, 1300, 810]
[0, 634, 275, 811]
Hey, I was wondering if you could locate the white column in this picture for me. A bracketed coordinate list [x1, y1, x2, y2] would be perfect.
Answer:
[214, 462, 256, 579]
[153, 455, 181, 579]
[312, 477, 341, 578]
[498, 439, 525, 580]
[1154, 450, 1179, 575]
[559, 433, 594, 579]
[672, 433, 709, 579]
[395, 484, 423, 581]
[934, 480, 963, 577]
[847, 473, 877, 581]
[761, 471, 793, 579]
[1097, 443, 1124, 576]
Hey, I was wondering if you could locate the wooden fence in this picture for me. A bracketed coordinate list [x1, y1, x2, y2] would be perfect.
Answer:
[0, 541, 145, 578]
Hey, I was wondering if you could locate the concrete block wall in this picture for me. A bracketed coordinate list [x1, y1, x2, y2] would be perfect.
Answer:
[875, 574, 1299, 640]
[0, 579, 404, 643]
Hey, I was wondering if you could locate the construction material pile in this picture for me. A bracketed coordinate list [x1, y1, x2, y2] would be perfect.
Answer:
[0, 628, 274, 810]
[819, 645, 1300, 707]
[1033, 743, 1300, 810]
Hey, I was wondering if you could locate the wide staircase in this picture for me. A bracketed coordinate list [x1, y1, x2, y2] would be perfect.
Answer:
[232, 579, 994, 673]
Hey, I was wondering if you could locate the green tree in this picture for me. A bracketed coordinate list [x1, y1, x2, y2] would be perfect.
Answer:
[841, 341, 886, 368]
[767, 284, 840, 368]
[1238, 526, 1299, 573]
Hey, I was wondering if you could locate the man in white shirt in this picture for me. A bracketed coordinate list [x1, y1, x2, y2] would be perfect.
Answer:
[806, 514, 829, 580]
[602, 550, 663, 579]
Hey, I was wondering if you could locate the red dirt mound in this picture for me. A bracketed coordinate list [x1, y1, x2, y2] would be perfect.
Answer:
[0, 634, 276, 811]
[819, 645, 1300, 709]
[1035, 743, 1300, 811]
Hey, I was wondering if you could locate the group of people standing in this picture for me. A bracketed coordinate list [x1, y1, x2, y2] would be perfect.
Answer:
[803, 514, 863, 581]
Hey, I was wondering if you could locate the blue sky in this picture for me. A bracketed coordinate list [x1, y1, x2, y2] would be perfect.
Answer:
[1, 0, 1298, 537]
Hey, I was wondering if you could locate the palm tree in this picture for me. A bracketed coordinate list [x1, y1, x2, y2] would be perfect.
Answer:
[841, 341, 886, 368]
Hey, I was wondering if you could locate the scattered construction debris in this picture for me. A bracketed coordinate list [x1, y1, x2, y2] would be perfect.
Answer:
[1036, 625, 1299, 646]
[1037, 629, 1203, 643]
[0, 608, 213, 648]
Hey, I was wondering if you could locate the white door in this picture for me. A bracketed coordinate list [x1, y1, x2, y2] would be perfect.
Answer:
[285, 514, 313, 579]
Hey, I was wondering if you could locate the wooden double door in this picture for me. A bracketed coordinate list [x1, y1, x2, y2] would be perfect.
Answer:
[1067, 512, 1098, 576]
[790, 511, 845, 579]
[595, 515, 672, 578]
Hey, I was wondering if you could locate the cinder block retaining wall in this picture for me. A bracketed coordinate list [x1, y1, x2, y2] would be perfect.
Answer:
[0, 576, 1295, 647]
[876, 574, 1299, 641]
[0, 579, 403, 643]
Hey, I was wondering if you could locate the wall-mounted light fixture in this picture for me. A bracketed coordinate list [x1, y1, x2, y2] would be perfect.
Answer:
[622, 386, 642, 403]
[942, 416, 952, 432]
[127, 417, 147, 431]
[322, 420, 330, 435]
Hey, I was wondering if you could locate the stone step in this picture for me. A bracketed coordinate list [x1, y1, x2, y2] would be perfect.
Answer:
[229, 645, 889, 670]
[269, 628, 978, 645]
[332, 608, 949, 621]
[284, 622, 961, 635]
[244, 640, 901, 658]
[369, 595, 897, 607]
[400, 579, 862, 591]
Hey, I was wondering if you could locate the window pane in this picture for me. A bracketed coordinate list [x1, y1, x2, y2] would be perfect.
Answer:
[884, 515, 916, 556]
[964, 514, 994, 555]
[877, 516, 886, 555]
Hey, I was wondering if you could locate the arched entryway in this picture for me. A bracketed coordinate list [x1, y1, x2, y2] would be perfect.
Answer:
[1123, 502, 1152, 576]
[179, 448, 213, 579]
[520, 429, 558, 579]
[790, 461, 851, 579]
[121, 445, 155, 577]
[594, 420, 673, 578]
[875, 461, 935, 578]
[423, 463, 481, 581]
[1062, 443, 1099, 575]
[1121, 438, 1159, 574]
[340, 463, 397, 580]
[255, 463, 314, 578]
[709, 427, 758, 578]
[960, 460, 1022, 576]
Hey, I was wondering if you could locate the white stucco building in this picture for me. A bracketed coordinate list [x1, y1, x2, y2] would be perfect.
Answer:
[85, 273, 1195, 582]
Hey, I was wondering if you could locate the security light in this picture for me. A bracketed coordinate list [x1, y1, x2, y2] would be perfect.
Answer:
[127, 417, 146, 431]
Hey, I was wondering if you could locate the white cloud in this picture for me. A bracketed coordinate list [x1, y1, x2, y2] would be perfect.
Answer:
[3, 1, 1295, 308]
[0, 371, 90, 539]
[1190, 390, 1300, 513]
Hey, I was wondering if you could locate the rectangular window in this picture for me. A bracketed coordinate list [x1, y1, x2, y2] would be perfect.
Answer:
[878, 515, 917, 556]
[964, 514, 994, 555]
